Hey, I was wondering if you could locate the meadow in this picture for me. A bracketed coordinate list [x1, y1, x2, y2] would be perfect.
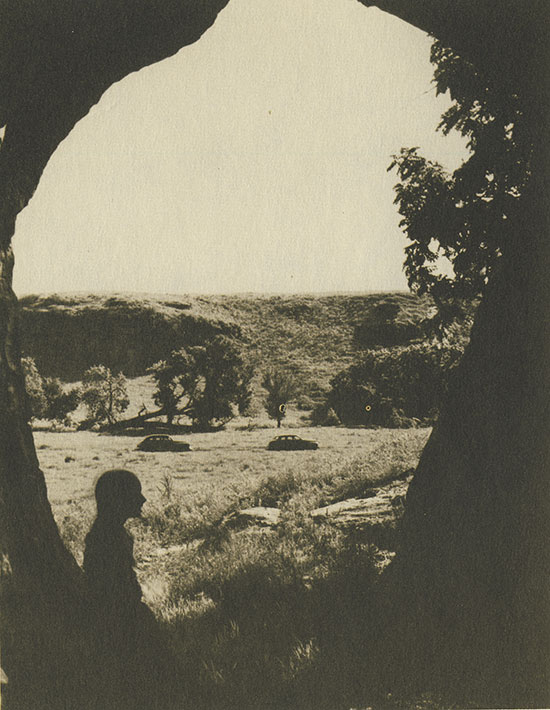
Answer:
[36, 423, 440, 710]
[18, 291, 465, 707]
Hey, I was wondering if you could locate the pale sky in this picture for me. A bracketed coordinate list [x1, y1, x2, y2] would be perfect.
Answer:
[13, 0, 468, 296]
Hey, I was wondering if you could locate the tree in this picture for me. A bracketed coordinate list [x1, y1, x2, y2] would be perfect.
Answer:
[148, 336, 254, 430]
[41, 378, 81, 426]
[148, 349, 198, 425]
[192, 337, 254, 429]
[80, 366, 130, 426]
[375, 32, 549, 705]
[22, 356, 47, 421]
[327, 342, 463, 426]
[262, 368, 297, 428]
[22, 356, 80, 425]
[388, 40, 532, 327]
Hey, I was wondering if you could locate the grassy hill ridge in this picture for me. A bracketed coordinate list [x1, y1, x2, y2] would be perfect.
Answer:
[19, 291, 434, 401]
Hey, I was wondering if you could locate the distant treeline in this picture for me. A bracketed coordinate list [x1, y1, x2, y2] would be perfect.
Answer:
[20, 292, 473, 429]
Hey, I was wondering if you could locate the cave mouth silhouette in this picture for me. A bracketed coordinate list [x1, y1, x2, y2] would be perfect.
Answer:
[0, 2, 548, 709]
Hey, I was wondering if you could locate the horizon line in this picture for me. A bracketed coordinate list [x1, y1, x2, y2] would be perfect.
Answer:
[18, 287, 413, 299]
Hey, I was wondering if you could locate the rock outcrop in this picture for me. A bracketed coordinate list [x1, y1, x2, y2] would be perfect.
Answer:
[223, 475, 412, 539]
[311, 486, 406, 529]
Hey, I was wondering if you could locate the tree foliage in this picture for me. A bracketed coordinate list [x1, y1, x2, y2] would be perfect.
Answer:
[327, 342, 463, 427]
[389, 41, 532, 322]
[80, 365, 129, 426]
[41, 378, 81, 424]
[22, 356, 80, 425]
[148, 336, 254, 429]
[262, 368, 297, 427]
[22, 356, 47, 420]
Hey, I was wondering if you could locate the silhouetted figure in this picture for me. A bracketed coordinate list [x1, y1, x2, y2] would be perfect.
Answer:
[84, 469, 145, 624]
[84, 469, 178, 709]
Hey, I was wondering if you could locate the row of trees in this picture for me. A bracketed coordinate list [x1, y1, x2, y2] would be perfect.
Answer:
[22, 358, 130, 427]
[24, 337, 462, 431]
[22, 336, 302, 431]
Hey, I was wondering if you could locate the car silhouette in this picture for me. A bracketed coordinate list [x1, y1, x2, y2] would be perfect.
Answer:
[267, 435, 319, 451]
[136, 434, 191, 452]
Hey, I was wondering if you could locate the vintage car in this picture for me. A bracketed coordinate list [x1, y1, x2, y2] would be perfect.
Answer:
[136, 434, 191, 452]
[267, 434, 319, 451]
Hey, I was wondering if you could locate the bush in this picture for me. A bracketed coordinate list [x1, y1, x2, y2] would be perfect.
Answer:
[310, 404, 340, 427]
[245, 470, 307, 508]
[22, 356, 80, 425]
[295, 394, 317, 411]
[327, 341, 463, 427]
[22, 356, 47, 419]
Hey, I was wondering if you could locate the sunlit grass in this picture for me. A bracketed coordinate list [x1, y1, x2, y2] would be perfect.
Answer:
[40, 424, 431, 709]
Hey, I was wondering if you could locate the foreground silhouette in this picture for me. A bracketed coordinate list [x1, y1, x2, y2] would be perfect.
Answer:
[84, 469, 180, 709]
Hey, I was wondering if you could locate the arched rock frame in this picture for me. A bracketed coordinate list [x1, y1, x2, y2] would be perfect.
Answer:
[0, 0, 548, 701]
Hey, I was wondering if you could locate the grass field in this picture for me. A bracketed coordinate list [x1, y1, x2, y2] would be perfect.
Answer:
[33, 424, 436, 709]
[40, 425, 427, 506]
[39, 424, 429, 553]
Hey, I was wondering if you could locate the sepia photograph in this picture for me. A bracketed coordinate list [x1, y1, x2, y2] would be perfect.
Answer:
[0, 1, 548, 709]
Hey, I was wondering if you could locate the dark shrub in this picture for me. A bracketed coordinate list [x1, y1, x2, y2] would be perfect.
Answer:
[310, 404, 341, 427]
[327, 342, 463, 426]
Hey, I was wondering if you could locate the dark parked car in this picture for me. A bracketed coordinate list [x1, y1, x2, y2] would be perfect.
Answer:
[267, 434, 319, 451]
[136, 435, 191, 452]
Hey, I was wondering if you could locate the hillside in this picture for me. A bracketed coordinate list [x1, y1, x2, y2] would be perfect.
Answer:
[19, 292, 435, 402]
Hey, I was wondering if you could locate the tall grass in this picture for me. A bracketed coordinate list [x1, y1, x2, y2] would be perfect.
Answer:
[153, 507, 380, 709]
[43, 427, 457, 709]
[103, 435, 426, 708]
[241, 434, 425, 510]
